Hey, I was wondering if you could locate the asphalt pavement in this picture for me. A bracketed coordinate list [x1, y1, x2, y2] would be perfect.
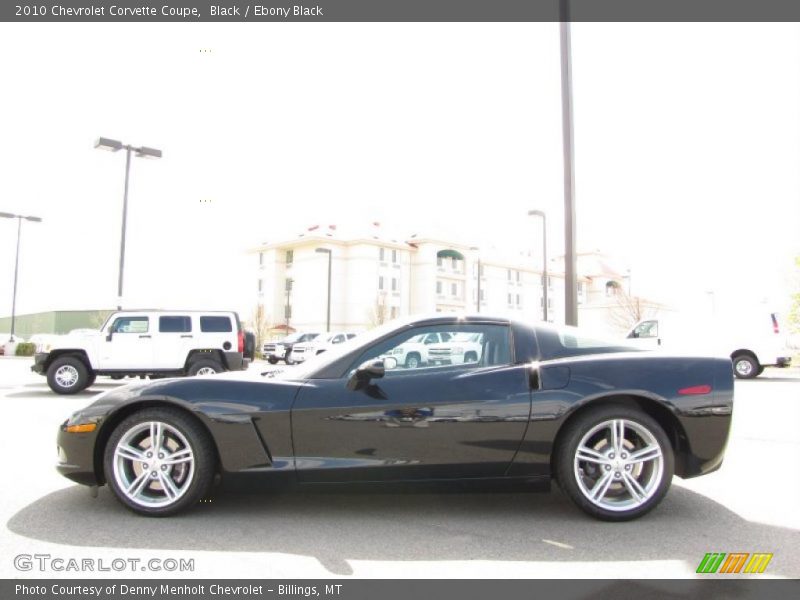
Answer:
[1, 357, 798, 579]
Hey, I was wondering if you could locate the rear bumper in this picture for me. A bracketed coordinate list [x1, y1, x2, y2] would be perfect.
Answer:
[224, 352, 249, 371]
[775, 356, 792, 368]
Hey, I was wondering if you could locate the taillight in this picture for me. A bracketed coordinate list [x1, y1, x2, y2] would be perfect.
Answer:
[238, 330, 244, 353]
[771, 313, 780, 334]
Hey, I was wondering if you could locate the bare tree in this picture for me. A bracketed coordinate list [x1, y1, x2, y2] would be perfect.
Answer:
[367, 293, 388, 328]
[607, 288, 656, 333]
[249, 304, 273, 350]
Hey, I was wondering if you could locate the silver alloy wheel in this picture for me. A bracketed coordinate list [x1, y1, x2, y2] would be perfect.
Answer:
[54, 365, 79, 388]
[406, 355, 420, 369]
[112, 421, 195, 508]
[734, 359, 753, 377]
[195, 367, 218, 376]
[573, 418, 664, 512]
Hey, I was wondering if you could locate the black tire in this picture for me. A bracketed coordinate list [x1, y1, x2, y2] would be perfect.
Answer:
[405, 353, 421, 369]
[756, 365, 765, 376]
[555, 404, 674, 521]
[732, 354, 759, 379]
[86, 373, 97, 388]
[464, 351, 478, 363]
[267, 356, 279, 365]
[46, 356, 90, 395]
[103, 407, 215, 517]
[187, 358, 224, 377]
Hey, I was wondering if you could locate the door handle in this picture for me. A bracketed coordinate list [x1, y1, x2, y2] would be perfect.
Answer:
[180, 335, 193, 338]
[139, 335, 152, 339]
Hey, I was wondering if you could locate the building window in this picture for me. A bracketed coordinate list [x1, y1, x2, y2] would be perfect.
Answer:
[508, 293, 513, 306]
[516, 294, 521, 307]
[258, 252, 264, 266]
[392, 249, 398, 263]
[379, 247, 385, 262]
[285, 249, 294, 266]
[507, 269, 512, 281]
[379, 276, 384, 290]
[436, 281, 443, 295]
[480, 289, 485, 301]
[451, 257, 457, 271]
[390, 306, 399, 319]
[606, 280, 620, 297]
[437, 256, 443, 268]
[258, 279, 263, 294]
[515, 271, 521, 283]
[392, 278, 398, 292]
[285, 278, 293, 292]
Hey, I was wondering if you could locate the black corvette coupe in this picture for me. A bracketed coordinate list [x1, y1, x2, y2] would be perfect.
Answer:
[56, 315, 733, 520]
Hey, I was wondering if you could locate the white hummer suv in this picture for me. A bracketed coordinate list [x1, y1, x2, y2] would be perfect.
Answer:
[32, 310, 250, 394]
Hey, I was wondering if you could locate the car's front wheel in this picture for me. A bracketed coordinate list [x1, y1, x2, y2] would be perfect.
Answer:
[103, 407, 215, 516]
[555, 405, 674, 521]
[46, 356, 90, 395]
[267, 356, 279, 365]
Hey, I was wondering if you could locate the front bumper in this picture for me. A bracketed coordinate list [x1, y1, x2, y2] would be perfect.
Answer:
[31, 352, 49, 375]
[56, 419, 101, 486]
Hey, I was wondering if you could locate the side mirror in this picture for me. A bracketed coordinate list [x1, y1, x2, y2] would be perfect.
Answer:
[347, 359, 386, 391]
[383, 356, 398, 370]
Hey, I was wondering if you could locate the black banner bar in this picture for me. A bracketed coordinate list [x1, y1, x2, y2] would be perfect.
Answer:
[5, 580, 800, 600]
[5, 0, 800, 23]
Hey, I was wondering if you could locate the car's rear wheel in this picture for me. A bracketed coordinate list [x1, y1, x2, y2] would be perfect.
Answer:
[267, 356, 278, 365]
[464, 351, 478, 363]
[187, 359, 223, 376]
[555, 405, 674, 521]
[104, 407, 215, 516]
[46, 356, 90, 395]
[86, 373, 97, 388]
[405, 353, 421, 369]
[732, 354, 759, 379]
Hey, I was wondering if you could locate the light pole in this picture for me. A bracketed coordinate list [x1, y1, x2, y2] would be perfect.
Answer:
[95, 137, 162, 309]
[560, 4, 578, 326]
[528, 210, 548, 322]
[469, 246, 481, 313]
[315, 248, 332, 332]
[1, 212, 43, 342]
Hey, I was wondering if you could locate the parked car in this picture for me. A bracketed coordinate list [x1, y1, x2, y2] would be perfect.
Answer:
[56, 314, 733, 520]
[427, 332, 483, 365]
[383, 331, 453, 368]
[32, 310, 250, 394]
[626, 311, 791, 379]
[290, 332, 357, 363]
[263, 332, 322, 365]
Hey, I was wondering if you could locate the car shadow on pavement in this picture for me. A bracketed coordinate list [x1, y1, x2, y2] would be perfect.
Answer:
[7, 484, 799, 577]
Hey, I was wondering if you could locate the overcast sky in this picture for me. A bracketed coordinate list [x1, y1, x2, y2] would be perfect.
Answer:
[0, 22, 798, 323]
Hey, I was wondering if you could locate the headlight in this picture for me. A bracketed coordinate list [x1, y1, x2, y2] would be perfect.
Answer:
[391, 348, 404, 355]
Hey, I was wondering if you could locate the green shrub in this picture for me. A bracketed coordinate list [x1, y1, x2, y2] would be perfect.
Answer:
[15, 342, 36, 356]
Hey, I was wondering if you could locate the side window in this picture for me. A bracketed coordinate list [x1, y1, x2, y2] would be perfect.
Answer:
[200, 316, 233, 333]
[630, 320, 658, 339]
[159, 316, 191, 333]
[354, 324, 511, 373]
[111, 317, 149, 334]
[346, 334, 356, 340]
[333, 335, 345, 344]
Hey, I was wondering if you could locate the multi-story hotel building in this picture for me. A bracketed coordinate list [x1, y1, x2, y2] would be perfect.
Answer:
[252, 223, 635, 335]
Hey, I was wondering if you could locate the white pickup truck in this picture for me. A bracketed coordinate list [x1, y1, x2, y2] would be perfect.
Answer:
[32, 310, 250, 394]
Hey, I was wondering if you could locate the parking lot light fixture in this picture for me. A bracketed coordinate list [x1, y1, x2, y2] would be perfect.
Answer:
[315, 248, 332, 332]
[1, 212, 43, 342]
[95, 137, 162, 309]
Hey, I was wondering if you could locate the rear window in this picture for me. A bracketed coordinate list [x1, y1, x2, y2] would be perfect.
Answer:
[200, 316, 232, 333]
[159, 316, 191, 333]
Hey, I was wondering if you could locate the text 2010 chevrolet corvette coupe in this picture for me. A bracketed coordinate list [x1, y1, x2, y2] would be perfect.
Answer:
[56, 315, 733, 520]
